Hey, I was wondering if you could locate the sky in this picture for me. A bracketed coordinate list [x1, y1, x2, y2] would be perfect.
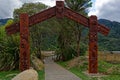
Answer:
[0, 0, 120, 22]
[89, 0, 120, 22]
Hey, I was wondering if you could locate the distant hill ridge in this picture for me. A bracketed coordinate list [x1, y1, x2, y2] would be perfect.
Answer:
[98, 19, 120, 38]
[0, 18, 11, 26]
[98, 19, 120, 51]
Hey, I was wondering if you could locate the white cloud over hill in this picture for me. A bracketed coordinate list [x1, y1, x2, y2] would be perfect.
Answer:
[89, 0, 120, 22]
[0, 0, 120, 22]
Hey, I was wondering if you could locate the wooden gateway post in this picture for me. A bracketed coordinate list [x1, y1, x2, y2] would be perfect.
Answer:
[6, 1, 110, 73]
[89, 16, 98, 73]
[20, 14, 30, 71]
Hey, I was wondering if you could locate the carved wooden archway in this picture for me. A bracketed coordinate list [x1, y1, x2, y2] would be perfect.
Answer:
[6, 1, 110, 73]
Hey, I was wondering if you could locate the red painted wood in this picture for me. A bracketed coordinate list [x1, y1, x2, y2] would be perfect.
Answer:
[5, 22, 20, 35]
[64, 7, 110, 36]
[20, 13, 30, 71]
[89, 16, 98, 73]
[29, 7, 56, 26]
[6, 7, 56, 35]
[56, 1, 64, 18]
[5, 1, 109, 36]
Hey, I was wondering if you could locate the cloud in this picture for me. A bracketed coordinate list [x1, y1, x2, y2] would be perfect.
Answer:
[1, 0, 119, 22]
[0, 0, 22, 19]
[36, 0, 56, 7]
[0, 0, 55, 19]
[89, 0, 120, 22]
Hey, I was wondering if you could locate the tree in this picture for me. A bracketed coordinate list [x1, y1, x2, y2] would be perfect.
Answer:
[65, 0, 92, 56]
[55, 0, 92, 61]
[13, 3, 60, 59]
[56, 0, 92, 61]
[14, 3, 48, 59]
[56, 19, 76, 61]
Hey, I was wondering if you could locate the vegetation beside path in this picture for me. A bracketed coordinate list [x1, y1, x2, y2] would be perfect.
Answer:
[0, 70, 44, 80]
[57, 56, 120, 80]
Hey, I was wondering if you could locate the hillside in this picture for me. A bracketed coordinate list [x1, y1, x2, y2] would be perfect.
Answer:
[99, 19, 120, 38]
[98, 19, 120, 51]
[0, 18, 10, 26]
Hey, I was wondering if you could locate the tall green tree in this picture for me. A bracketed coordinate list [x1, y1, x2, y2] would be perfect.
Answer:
[14, 3, 60, 59]
[65, 0, 92, 56]
[56, 19, 76, 61]
[14, 3, 48, 59]
[55, 0, 92, 61]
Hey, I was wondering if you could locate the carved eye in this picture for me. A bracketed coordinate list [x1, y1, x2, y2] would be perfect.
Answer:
[57, 8, 63, 13]
[21, 44, 24, 48]
[91, 20, 97, 25]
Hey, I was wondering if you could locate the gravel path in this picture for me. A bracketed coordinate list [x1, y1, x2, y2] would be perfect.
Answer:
[45, 57, 81, 80]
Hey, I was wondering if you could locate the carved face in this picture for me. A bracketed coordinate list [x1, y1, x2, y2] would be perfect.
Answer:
[56, 1, 64, 18]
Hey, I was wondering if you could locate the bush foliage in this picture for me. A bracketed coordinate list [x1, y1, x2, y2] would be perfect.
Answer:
[0, 20, 20, 71]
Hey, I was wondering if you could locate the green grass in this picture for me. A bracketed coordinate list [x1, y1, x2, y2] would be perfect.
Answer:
[38, 70, 45, 80]
[101, 75, 120, 80]
[98, 60, 120, 75]
[0, 70, 19, 80]
[0, 70, 44, 80]
[58, 61, 93, 80]
[57, 58, 120, 80]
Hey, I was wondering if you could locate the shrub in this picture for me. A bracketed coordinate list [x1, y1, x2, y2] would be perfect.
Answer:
[79, 43, 87, 56]
[0, 20, 20, 71]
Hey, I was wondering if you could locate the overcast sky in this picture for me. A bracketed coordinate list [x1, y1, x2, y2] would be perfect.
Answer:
[0, 0, 120, 22]
[89, 0, 120, 22]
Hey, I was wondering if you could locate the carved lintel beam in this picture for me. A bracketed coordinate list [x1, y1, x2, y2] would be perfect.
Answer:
[6, 7, 56, 35]
[6, 4, 109, 36]
[29, 7, 56, 26]
[64, 7, 110, 36]
[5, 23, 19, 35]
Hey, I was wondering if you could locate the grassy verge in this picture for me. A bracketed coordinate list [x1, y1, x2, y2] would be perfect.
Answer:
[0, 70, 44, 80]
[0, 70, 19, 80]
[38, 70, 45, 80]
[58, 61, 96, 80]
[57, 57, 120, 80]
